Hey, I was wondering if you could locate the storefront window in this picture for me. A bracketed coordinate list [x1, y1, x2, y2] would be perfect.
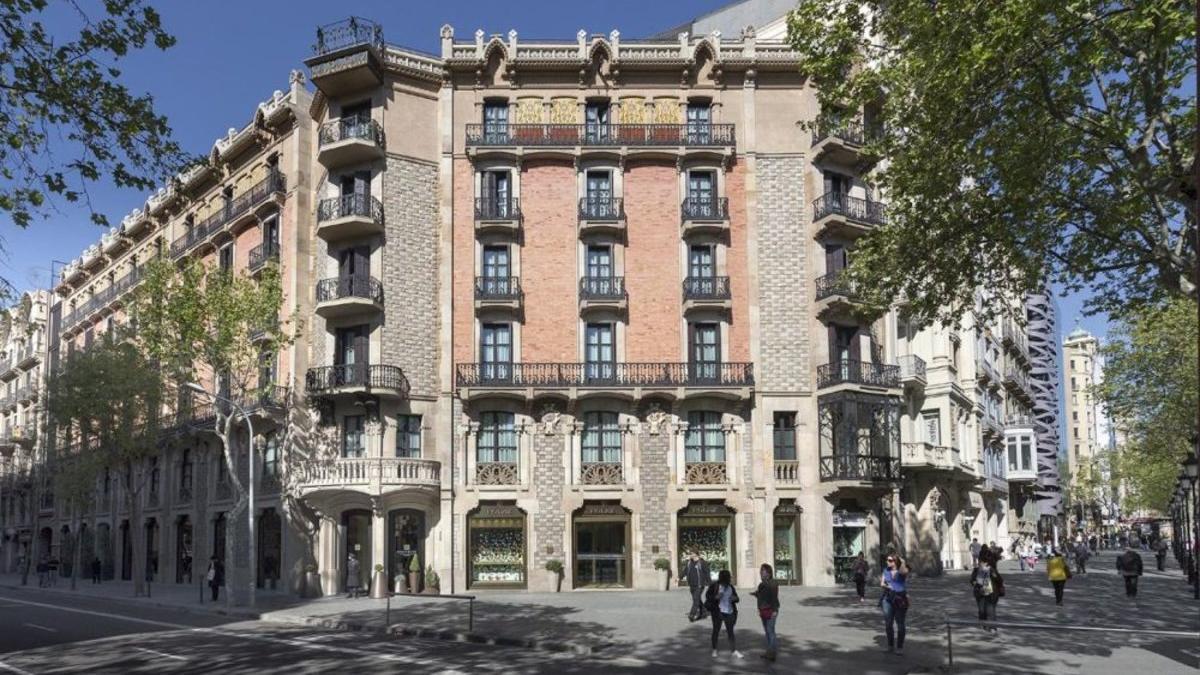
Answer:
[573, 503, 630, 588]
[677, 502, 734, 583]
[774, 502, 801, 584]
[832, 510, 867, 583]
[468, 503, 526, 588]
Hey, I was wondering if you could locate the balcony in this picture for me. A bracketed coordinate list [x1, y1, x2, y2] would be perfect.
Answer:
[814, 270, 863, 319]
[819, 454, 899, 483]
[811, 118, 879, 168]
[474, 197, 522, 234]
[774, 459, 801, 485]
[680, 197, 729, 236]
[315, 275, 384, 319]
[975, 357, 1001, 388]
[16, 345, 40, 369]
[817, 360, 900, 390]
[0, 361, 13, 380]
[684, 461, 728, 485]
[316, 194, 384, 241]
[898, 354, 927, 389]
[474, 276, 523, 311]
[475, 462, 520, 486]
[318, 119, 385, 168]
[901, 442, 960, 472]
[298, 457, 440, 496]
[248, 241, 280, 273]
[578, 197, 625, 235]
[681, 276, 731, 313]
[169, 172, 286, 258]
[578, 276, 627, 313]
[465, 123, 735, 149]
[237, 386, 291, 415]
[1007, 465, 1037, 483]
[306, 364, 410, 398]
[1003, 366, 1032, 402]
[455, 361, 754, 400]
[306, 17, 385, 97]
[1004, 414, 1035, 430]
[579, 462, 623, 486]
[811, 193, 886, 239]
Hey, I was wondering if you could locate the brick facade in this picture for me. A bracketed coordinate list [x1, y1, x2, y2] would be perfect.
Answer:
[755, 154, 809, 392]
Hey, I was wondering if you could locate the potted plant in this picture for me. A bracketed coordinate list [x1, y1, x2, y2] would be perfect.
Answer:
[393, 569, 408, 594]
[424, 566, 441, 595]
[370, 563, 388, 599]
[544, 559, 564, 592]
[303, 564, 322, 598]
[653, 557, 672, 591]
[408, 555, 422, 594]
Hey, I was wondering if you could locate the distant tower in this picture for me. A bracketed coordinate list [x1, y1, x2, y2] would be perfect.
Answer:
[1026, 291, 1062, 517]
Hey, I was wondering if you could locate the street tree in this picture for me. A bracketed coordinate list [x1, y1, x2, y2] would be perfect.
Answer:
[1098, 298, 1199, 511]
[0, 0, 189, 294]
[787, 0, 1197, 324]
[128, 256, 290, 604]
[47, 337, 167, 596]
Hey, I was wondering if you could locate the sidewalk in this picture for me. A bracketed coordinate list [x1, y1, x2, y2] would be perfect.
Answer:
[3, 550, 1197, 674]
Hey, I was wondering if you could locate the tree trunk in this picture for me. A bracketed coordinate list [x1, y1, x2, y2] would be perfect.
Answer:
[126, 464, 145, 597]
[70, 513, 81, 591]
[217, 416, 248, 608]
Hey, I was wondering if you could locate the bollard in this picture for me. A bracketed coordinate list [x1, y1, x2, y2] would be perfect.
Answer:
[469, 597, 474, 633]
[946, 619, 953, 670]
[385, 594, 391, 630]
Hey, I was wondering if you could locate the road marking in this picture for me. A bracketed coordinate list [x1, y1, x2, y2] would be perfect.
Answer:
[133, 647, 187, 661]
[0, 662, 34, 675]
[22, 624, 55, 633]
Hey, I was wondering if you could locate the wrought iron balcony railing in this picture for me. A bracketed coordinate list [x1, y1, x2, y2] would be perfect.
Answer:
[306, 364, 410, 395]
[313, 17, 383, 56]
[465, 123, 735, 148]
[170, 172, 286, 258]
[813, 118, 877, 147]
[819, 454, 899, 482]
[815, 270, 860, 301]
[812, 193, 886, 226]
[319, 118, 385, 148]
[817, 360, 901, 389]
[474, 197, 521, 221]
[455, 361, 754, 388]
[474, 276, 522, 301]
[578, 197, 624, 220]
[317, 194, 383, 224]
[248, 241, 280, 271]
[681, 196, 729, 221]
[579, 276, 626, 301]
[682, 276, 730, 301]
[316, 275, 384, 304]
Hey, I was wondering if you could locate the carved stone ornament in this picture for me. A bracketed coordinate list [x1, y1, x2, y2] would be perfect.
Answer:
[645, 411, 668, 435]
[685, 462, 728, 485]
[580, 462, 623, 486]
[476, 462, 519, 486]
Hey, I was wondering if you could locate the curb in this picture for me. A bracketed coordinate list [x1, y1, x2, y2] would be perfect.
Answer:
[0, 582, 265, 622]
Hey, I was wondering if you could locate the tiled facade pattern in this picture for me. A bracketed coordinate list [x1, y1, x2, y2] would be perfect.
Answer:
[755, 154, 809, 393]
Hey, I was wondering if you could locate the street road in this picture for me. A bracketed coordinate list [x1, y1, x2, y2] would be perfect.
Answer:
[0, 588, 709, 674]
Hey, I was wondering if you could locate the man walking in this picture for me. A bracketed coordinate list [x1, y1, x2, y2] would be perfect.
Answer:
[91, 557, 102, 584]
[684, 549, 711, 622]
[1154, 539, 1168, 571]
[1073, 540, 1090, 574]
[969, 538, 982, 568]
[1117, 546, 1144, 600]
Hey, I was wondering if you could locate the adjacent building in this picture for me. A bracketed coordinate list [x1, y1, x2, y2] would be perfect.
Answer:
[1062, 327, 1117, 535]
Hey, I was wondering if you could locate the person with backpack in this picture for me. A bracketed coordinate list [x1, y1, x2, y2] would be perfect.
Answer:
[750, 563, 780, 661]
[879, 554, 910, 655]
[1117, 546, 1144, 599]
[206, 556, 224, 601]
[684, 549, 712, 622]
[704, 569, 743, 659]
[851, 552, 869, 604]
[1154, 539, 1169, 571]
[971, 559, 1003, 629]
[1046, 548, 1071, 605]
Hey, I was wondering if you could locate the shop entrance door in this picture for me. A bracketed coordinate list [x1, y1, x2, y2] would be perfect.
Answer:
[574, 519, 629, 588]
[388, 509, 425, 592]
[832, 511, 867, 583]
[342, 509, 372, 592]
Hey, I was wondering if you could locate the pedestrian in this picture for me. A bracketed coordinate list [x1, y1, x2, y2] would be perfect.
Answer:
[1073, 540, 1090, 574]
[851, 552, 869, 604]
[91, 557, 102, 584]
[979, 540, 998, 567]
[704, 569, 743, 659]
[1016, 540, 1027, 571]
[750, 563, 780, 661]
[684, 549, 711, 622]
[1154, 539, 1168, 571]
[345, 552, 361, 598]
[1024, 543, 1039, 572]
[970, 538, 982, 568]
[1117, 546, 1143, 599]
[971, 559, 1003, 627]
[206, 556, 224, 601]
[879, 553, 910, 655]
[37, 557, 48, 587]
[1046, 548, 1071, 606]
[990, 541, 1003, 563]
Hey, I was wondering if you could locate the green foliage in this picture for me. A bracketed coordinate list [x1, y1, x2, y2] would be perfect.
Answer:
[1097, 298, 1198, 511]
[788, 0, 1197, 324]
[425, 565, 439, 587]
[653, 557, 671, 572]
[0, 0, 188, 233]
[544, 559, 564, 574]
[408, 555, 421, 572]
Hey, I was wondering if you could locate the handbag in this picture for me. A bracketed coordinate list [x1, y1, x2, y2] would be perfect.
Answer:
[758, 606, 775, 620]
[892, 592, 910, 610]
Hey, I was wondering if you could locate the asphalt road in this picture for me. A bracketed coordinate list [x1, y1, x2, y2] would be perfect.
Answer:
[0, 588, 714, 674]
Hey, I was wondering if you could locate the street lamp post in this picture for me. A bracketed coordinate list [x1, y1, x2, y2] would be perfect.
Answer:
[1183, 456, 1199, 600]
[186, 382, 257, 608]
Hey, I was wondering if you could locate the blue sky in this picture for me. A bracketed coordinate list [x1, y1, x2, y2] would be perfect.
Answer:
[0, 0, 1109, 339]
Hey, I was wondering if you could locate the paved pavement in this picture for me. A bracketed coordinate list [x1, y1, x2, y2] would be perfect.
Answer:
[2, 550, 1197, 674]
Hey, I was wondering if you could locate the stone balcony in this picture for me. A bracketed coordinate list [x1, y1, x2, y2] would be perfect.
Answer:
[902, 442, 961, 472]
[774, 459, 801, 485]
[898, 354, 927, 390]
[578, 197, 625, 236]
[298, 457, 440, 496]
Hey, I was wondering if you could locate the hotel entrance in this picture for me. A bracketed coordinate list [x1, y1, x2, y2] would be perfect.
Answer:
[572, 503, 631, 588]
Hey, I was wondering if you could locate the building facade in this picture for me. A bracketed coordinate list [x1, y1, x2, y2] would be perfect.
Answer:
[1027, 291, 1064, 529]
[1062, 327, 1116, 534]
[0, 4, 1049, 596]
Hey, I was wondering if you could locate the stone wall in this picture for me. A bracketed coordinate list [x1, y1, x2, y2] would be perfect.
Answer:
[755, 154, 809, 392]
[531, 430, 565, 569]
[637, 429, 671, 567]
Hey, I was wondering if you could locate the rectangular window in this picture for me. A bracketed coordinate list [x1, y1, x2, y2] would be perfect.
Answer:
[483, 101, 509, 142]
[772, 412, 796, 461]
[1020, 437, 1033, 472]
[481, 245, 510, 279]
[339, 171, 371, 199]
[480, 323, 512, 381]
[1007, 436, 1018, 472]
[584, 102, 610, 143]
[261, 433, 279, 478]
[685, 102, 711, 143]
[337, 246, 370, 278]
[923, 412, 941, 445]
[584, 323, 615, 381]
[258, 349, 276, 389]
[687, 171, 715, 213]
[334, 326, 368, 367]
[262, 214, 280, 252]
[584, 170, 612, 214]
[396, 415, 422, 458]
[342, 415, 365, 458]
[823, 170, 850, 198]
[688, 244, 715, 278]
[685, 411, 724, 463]
[218, 244, 234, 272]
[478, 411, 517, 463]
[480, 170, 511, 217]
[581, 411, 620, 463]
[689, 323, 720, 380]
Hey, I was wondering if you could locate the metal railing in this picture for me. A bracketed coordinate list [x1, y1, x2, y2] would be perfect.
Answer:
[170, 172, 285, 257]
[316, 275, 384, 304]
[817, 360, 901, 388]
[815, 270, 859, 301]
[317, 194, 383, 224]
[64, 267, 143, 329]
[579, 276, 626, 301]
[474, 276, 522, 301]
[681, 196, 729, 221]
[898, 354, 927, 381]
[579, 197, 624, 220]
[306, 364, 410, 395]
[682, 276, 731, 300]
[474, 197, 521, 221]
[812, 193, 886, 226]
[314, 17, 383, 56]
[819, 454, 899, 482]
[319, 118, 385, 148]
[813, 118, 875, 147]
[465, 123, 735, 147]
[455, 362, 754, 388]
[248, 241, 279, 271]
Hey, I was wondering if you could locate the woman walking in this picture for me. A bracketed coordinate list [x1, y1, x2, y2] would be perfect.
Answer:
[971, 559, 1003, 629]
[1046, 548, 1071, 606]
[879, 554, 909, 655]
[751, 563, 780, 661]
[852, 552, 869, 604]
[704, 569, 744, 659]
